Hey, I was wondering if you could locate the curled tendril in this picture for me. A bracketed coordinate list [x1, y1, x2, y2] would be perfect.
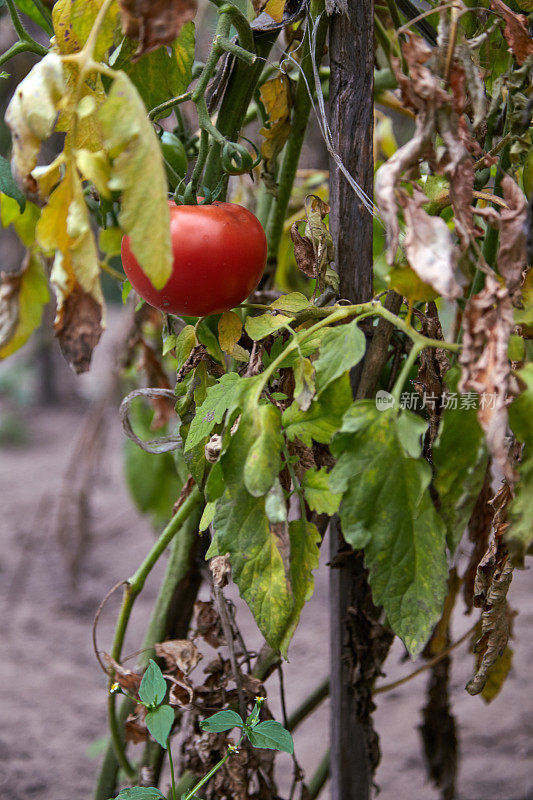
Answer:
[221, 138, 261, 175]
[173, 180, 224, 206]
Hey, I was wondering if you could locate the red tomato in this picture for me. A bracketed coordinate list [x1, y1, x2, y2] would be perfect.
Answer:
[121, 200, 267, 317]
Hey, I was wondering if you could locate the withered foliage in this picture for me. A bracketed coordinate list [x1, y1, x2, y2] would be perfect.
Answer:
[463, 470, 494, 613]
[490, 0, 533, 66]
[459, 275, 516, 483]
[419, 656, 458, 800]
[413, 302, 450, 448]
[54, 287, 103, 374]
[466, 485, 515, 696]
[119, 0, 197, 59]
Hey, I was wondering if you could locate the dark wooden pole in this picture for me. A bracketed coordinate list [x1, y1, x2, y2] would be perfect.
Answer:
[328, 2, 392, 799]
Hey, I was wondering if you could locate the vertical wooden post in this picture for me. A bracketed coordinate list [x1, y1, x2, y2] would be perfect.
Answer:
[328, 2, 387, 799]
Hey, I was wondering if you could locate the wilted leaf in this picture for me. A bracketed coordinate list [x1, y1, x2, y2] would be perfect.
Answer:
[480, 645, 513, 702]
[103, 654, 142, 694]
[36, 165, 103, 373]
[490, 0, 533, 65]
[399, 188, 461, 300]
[463, 473, 494, 613]
[119, 0, 197, 59]
[209, 553, 231, 588]
[53, 0, 119, 60]
[259, 75, 292, 188]
[387, 263, 439, 303]
[193, 599, 225, 648]
[419, 657, 457, 799]
[0, 252, 50, 359]
[301, 467, 341, 516]
[218, 310, 243, 355]
[155, 640, 201, 674]
[98, 71, 172, 290]
[125, 711, 149, 744]
[466, 539, 514, 696]
[459, 274, 515, 482]
[5, 53, 65, 192]
[330, 403, 448, 656]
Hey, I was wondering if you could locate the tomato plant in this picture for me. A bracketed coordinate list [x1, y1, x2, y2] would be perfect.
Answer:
[121, 200, 267, 316]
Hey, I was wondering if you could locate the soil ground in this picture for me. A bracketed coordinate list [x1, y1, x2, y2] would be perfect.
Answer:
[0, 316, 532, 800]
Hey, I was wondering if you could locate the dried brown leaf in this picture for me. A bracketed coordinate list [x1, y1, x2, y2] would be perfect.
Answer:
[463, 470, 494, 613]
[125, 710, 149, 743]
[193, 599, 225, 648]
[290, 223, 315, 278]
[168, 673, 194, 707]
[399, 188, 462, 299]
[459, 275, 515, 482]
[119, 0, 197, 59]
[419, 656, 458, 799]
[209, 554, 232, 588]
[498, 177, 528, 297]
[102, 653, 141, 695]
[490, 0, 533, 65]
[155, 639, 201, 674]
[54, 287, 103, 374]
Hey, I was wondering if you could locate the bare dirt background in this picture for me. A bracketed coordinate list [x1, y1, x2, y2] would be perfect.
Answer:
[0, 312, 532, 800]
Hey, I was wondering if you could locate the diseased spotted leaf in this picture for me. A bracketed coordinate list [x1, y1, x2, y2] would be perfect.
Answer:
[244, 404, 283, 497]
[218, 310, 243, 355]
[184, 372, 246, 451]
[330, 403, 448, 656]
[283, 372, 352, 447]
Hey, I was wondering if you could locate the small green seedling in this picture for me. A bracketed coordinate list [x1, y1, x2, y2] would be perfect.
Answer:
[110, 662, 293, 800]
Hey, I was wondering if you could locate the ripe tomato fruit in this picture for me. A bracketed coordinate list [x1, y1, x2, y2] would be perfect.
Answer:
[121, 200, 267, 317]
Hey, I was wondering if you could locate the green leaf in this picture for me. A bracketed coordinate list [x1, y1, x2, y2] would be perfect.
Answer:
[145, 704, 174, 749]
[244, 404, 283, 497]
[205, 461, 225, 503]
[0, 252, 50, 359]
[507, 364, 533, 557]
[247, 720, 294, 753]
[433, 369, 488, 553]
[279, 520, 320, 657]
[283, 373, 352, 446]
[270, 292, 311, 313]
[245, 313, 294, 340]
[184, 372, 244, 452]
[120, 25, 195, 114]
[330, 403, 448, 656]
[265, 479, 288, 523]
[139, 659, 167, 707]
[314, 318, 366, 395]
[112, 789, 165, 800]
[1, 193, 40, 246]
[199, 501, 216, 532]
[0, 155, 25, 211]
[98, 71, 172, 290]
[212, 412, 294, 650]
[199, 709, 244, 733]
[15, 0, 52, 30]
[301, 467, 341, 516]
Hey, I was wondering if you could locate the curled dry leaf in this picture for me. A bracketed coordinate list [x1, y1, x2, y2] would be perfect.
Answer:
[459, 275, 515, 482]
[155, 639, 202, 674]
[5, 53, 65, 193]
[490, 0, 533, 66]
[193, 599, 226, 648]
[399, 188, 462, 300]
[125, 710, 149, 743]
[419, 656, 458, 799]
[168, 673, 195, 707]
[53, 287, 103, 374]
[209, 553, 232, 588]
[466, 538, 514, 696]
[463, 471, 494, 613]
[102, 653, 142, 695]
[119, 0, 197, 59]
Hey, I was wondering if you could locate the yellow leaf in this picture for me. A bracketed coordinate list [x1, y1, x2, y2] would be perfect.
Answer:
[97, 72, 172, 290]
[5, 54, 65, 191]
[53, 0, 118, 60]
[75, 149, 111, 198]
[387, 264, 439, 303]
[259, 76, 292, 180]
[0, 194, 41, 247]
[0, 251, 50, 359]
[263, 0, 285, 23]
[218, 311, 243, 354]
[481, 645, 513, 703]
[260, 75, 291, 124]
[99, 227, 123, 257]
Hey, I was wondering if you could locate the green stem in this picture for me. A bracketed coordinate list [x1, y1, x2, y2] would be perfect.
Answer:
[265, 0, 329, 261]
[93, 697, 134, 800]
[149, 91, 193, 122]
[0, 38, 48, 65]
[215, 35, 256, 65]
[184, 738, 242, 800]
[106, 488, 202, 778]
[168, 740, 177, 800]
[202, 30, 279, 192]
[5, 0, 28, 41]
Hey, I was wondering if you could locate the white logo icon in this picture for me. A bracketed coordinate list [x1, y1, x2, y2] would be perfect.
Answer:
[375, 390, 395, 411]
